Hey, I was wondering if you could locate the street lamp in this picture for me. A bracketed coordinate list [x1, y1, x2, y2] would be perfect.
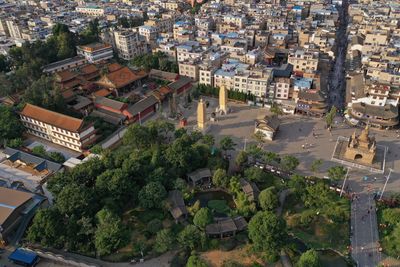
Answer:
[340, 167, 350, 197]
[380, 168, 393, 200]
[243, 138, 248, 151]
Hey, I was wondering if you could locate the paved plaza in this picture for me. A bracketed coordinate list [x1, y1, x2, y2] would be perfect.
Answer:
[180, 98, 400, 195]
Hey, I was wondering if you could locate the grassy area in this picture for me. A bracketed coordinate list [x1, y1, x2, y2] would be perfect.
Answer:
[376, 203, 400, 258]
[208, 200, 230, 214]
[283, 192, 350, 254]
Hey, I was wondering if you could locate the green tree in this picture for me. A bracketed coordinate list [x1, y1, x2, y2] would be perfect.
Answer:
[32, 145, 47, 158]
[327, 166, 347, 180]
[244, 167, 269, 183]
[94, 209, 129, 256]
[27, 207, 65, 248]
[219, 136, 236, 155]
[202, 134, 215, 147]
[384, 223, 400, 257]
[280, 155, 299, 172]
[253, 131, 266, 144]
[0, 54, 10, 72]
[56, 184, 93, 216]
[248, 211, 287, 261]
[49, 151, 65, 163]
[310, 159, 323, 173]
[186, 254, 208, 267]
[193, 208, 213, 229]
[147, 219, 163, 234]
[154, 229, 175, 253]
[288, 174, 306, 197]
[296, 249, 321, 267]
[235, 150, 248, 168]
[138, 182, 167, 209]
[178, 225, 204, 250]
[0, 106, 24, 143]
[325, 106, 337, 129]
[258, 187, 278, 211]
[382, 208, 400, 227]
[270, 103, 283, 116]
[123, 123, 151, 148]
[235, 192, 257, 217]
[212, 168, 229, 187]
[6, 138, 23, 148]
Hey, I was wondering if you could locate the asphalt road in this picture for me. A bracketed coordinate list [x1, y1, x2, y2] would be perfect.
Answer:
[351, 193, 382, 267]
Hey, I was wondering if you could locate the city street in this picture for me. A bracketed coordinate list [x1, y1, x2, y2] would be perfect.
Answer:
[351, 193, 381, 267]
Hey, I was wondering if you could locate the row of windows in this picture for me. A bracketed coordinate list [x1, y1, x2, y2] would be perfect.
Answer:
[53, 138, 80, 151]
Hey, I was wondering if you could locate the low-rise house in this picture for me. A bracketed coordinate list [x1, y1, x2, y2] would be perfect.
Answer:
[239, 178, 260, 202]
[205, 216, 247, 238]
[254, 115, 280, 141]
[42, 56, 87, 74]
[187, 168, 212, 186]
[20, 104, 97, 152]
[167, 190, 188, 223]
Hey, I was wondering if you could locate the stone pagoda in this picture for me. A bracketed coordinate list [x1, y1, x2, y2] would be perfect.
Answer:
[197, 98, 207, 130]
[344, 124, 376, 165]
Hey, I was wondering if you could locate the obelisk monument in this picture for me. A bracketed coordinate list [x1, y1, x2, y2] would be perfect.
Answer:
[197, 98, 206, 130]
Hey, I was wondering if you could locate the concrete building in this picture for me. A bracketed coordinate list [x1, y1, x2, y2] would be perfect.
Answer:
[178, 59, 199, 81]
[113, 30, 148, 60]
[20, 104, 97, 152]
[288, 49, 319, 74]
[77, 43, 113, 63]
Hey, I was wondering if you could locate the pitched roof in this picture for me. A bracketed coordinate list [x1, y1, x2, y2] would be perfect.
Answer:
[80, 64, 98, 74]
[105, 67, 147, 89]
[4, 147, 62, 172]
[108, 63, 123, 73]
[94, 96, 127, 111]
[187, 168, 212, 182]
[127, 95, 159, 116]
[255, 115, 280, 131]
[168, 76, 192, 91]
[20, 104, 85, 132]
[168, 190, 188, 220]
[352, 102, 398, 119]
[93, 88, 112, 97]
[0, 187, 33, 225]
[55, 70, 76, 82]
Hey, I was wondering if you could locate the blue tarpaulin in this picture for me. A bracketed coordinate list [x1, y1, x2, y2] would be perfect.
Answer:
[8, 248, 39, 266]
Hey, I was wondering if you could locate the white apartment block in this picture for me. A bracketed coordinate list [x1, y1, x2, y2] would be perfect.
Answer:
[76, 6, 106, 16]
[222, 15, 246, 29]
[138, 25, 158, 44]
[113, 30, 148, 60]
[77, 43, 113, 63]
[176, 43, 205, 62]
[6, 20, 22, 39]
[20, 104, 97, 152]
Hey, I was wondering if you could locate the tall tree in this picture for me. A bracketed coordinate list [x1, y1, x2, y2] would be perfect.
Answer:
[258, 187, 279, 211]
[193, 208, 213, 229]
[296, 249, 321, 267]
[219, 136, 236, 155]
[138, 182, 167, 209]
[0, 106, 24, 143]
[94, 209, 129, 256]
[248, 211, 287, 261]
[327, 166, 347, 180]
[280, 155, 299, 172]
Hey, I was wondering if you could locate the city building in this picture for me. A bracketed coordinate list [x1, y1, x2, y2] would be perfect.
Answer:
[113, 30, 148, 60]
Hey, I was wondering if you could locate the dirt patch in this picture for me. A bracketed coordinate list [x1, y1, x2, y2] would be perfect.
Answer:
[200, 246, 266, 267]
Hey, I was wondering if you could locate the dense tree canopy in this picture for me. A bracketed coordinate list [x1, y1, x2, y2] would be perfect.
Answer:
[248, 211, 287, 261]
[178, 225, 205, 250]
[212, 168, 229, 187]
[327, 166, 347, 180]
[138, 182, 167, 209]
[296, 249, 321, 267]
[193, 208, 213, 229]
[154, 229, 175, 253]
[258, 187, 279, 211]
[0, 106, 24, 143]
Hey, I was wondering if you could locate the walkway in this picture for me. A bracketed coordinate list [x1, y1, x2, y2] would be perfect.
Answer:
[351, 193, 382, 267]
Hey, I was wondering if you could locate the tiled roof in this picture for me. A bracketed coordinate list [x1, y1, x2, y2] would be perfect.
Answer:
[95, 96, 127, 111]
[20, 104, 85, 132]
[56, 70, 76, 82]
[93, 88, 112, 97]
[108, 63, 123, 73]
[80, 64, 98, 74]
[106, 67, 147, 89]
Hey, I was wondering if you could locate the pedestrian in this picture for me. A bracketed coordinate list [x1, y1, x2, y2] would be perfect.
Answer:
[368, 210, 370, 214]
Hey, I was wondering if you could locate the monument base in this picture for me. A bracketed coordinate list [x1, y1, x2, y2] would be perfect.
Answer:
[216, 107, 230, 115]
[194, 124, 211, 134]
[331, 136, 387, 173]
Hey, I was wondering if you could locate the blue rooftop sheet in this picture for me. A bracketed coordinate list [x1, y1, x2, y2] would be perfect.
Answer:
[9, 249, 38, 266]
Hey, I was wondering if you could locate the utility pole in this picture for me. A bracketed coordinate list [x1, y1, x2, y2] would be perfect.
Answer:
[380, 168, 393, 200]
[243, 138, 247, 151]
[340, 167, 350, 197]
